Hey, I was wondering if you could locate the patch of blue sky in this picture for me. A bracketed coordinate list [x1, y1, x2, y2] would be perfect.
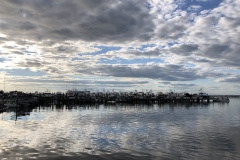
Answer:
[84, 46, 121, 56]
[0, 58, 5, 62]
[145, 2, 153, 10]
[125, 58, 165, 64]
[98, 58, 122, 64]
[185, 63, 196, 68]
[164, 41, 179, 48]
[137, 44, 156, 51]
[98, 57, 165, 65]
[24, 51, 37, 55]
[179, 0, 224, 13]
[72, 57, 89, 61]
[192, 78, 214, 85]
[3, 69, 46, 76]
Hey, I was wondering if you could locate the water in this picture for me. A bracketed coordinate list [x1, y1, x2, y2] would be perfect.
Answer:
[0, 98, 240, 160]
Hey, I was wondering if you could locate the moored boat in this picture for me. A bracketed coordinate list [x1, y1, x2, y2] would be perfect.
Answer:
[4, 99, 18, 108]
[43, 90, 52, 98]
[213, 96, 230, 102]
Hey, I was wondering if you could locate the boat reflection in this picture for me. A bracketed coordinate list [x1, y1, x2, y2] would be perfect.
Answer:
[0, 101, 216, 121]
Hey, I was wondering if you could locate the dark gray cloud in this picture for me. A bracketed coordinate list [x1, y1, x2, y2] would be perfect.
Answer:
[94, 81, 148, 85]
[0, 0, 154, 43]
[19, 21, 37, 30]
[167, 42, 240, 69]
[219, 76, 240, 83]
[10, 78, 148, 87]
[171, 44, 199, 56]
[127, 48, 162, 57]
[157, 20, 187, 40]
[173, 83, 198, 87]
[12, 51, 24, 55]
[0, 37, 9, 44]
[221, 59, 240, 67]
[8, 0, 25, 5]
[76, 64, 204, 81]
[43, 66, 61, 74]
[106, 48, 163, 59]
[216, 45, 240, 67]
[17, 59, 44, 68]
[71, 62, 232, 82]
[191, 43, 240, 67]
[201, 71, 229, 78]
[203, 44, 230, 58]
[162, 82, 171, 85]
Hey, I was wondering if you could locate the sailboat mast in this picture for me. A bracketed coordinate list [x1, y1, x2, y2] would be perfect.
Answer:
[4, 76, 5, 92]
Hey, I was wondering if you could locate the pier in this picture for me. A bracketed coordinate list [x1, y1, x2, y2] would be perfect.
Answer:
[37, 91, 228, 105]
[39, 93, 215, 104]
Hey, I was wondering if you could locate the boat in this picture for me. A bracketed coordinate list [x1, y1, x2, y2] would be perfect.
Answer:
[67, 89, 90, 99]
[106, 100, 116, 104]
[213, 96, 230, 102]
[4, 99, 18, 108]
[199, 92, 209, 97]
[0, 90, 4, 97]
[66, 90, 76, 100]
[43, 90, 52, 98]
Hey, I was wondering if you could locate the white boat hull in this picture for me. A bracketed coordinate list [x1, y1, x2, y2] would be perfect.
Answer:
[213, 97, 230, 102]
[4, 103, 17, 108]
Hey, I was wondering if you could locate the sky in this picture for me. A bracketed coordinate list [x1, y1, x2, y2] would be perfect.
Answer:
[0, 0, 240, 94]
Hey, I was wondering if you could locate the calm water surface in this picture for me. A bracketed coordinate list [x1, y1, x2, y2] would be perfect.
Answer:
[0, 98, 240, 160]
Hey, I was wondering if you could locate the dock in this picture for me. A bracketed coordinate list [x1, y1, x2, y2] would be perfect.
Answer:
[40, 95, 216, 104]
[37, 91, 228, 105]
[0, 91, 230, 110]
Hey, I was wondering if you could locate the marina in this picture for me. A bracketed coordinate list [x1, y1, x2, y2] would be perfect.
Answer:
[0, 89, 237, 160]
[0, 90, 231, 111]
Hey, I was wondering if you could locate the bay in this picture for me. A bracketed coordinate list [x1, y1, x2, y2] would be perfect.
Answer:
[0, 98, 240, 160]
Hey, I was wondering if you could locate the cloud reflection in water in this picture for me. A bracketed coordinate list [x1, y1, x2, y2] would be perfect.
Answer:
[0, 100, 240, 159]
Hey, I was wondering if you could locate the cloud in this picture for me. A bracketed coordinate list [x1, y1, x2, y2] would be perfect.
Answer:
[203, 44, 230, 58]
[186, 56, 214, 64]
[171, 44, 199, 56]
[219, 76, 240, 83]
[101, 47, 163, 60]
[195, 0, 212, 2]
[76, 64, 204, 81]
[187, 5, 202, 11]
[10, 78, 148, 85]
[156, 20, 187, 40]
[159, 82, 198, 90]
[172, 83, 198, 87]
[0, 0, 155, 43]
[6, 75, 150, 92]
